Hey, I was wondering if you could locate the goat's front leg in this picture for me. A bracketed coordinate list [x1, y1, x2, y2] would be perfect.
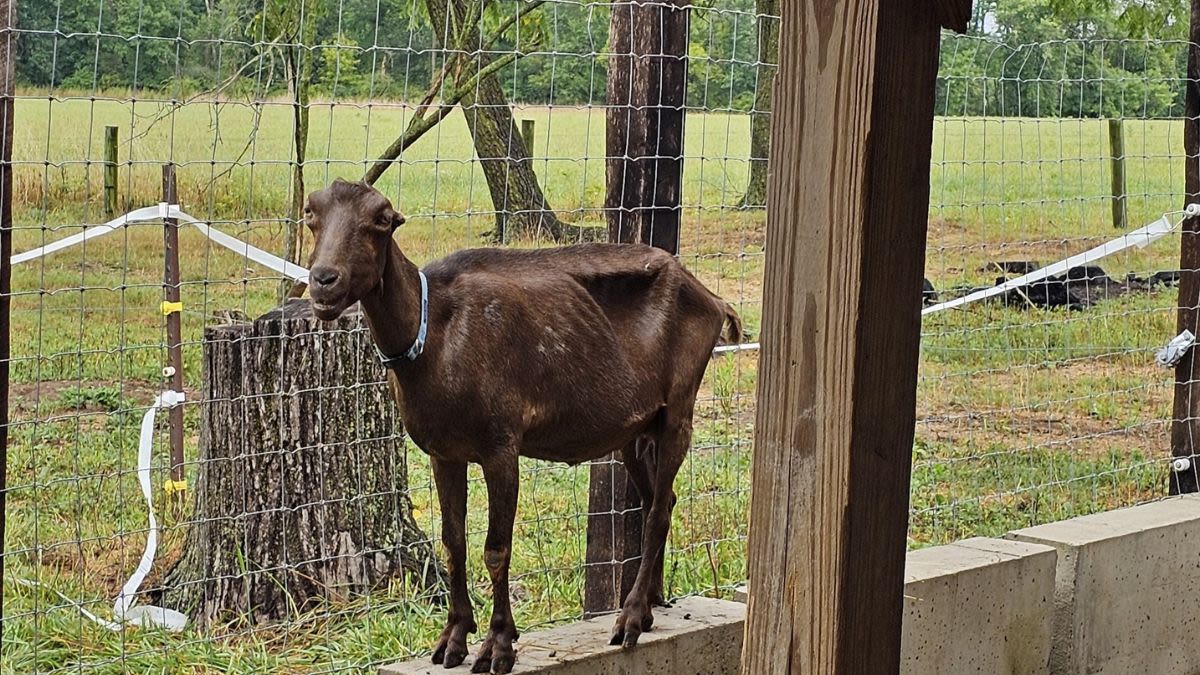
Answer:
[471, 451, 520, 674]
[431, 458, 476, 669]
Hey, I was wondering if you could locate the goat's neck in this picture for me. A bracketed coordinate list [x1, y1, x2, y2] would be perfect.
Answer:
[360, 242, 426, 366]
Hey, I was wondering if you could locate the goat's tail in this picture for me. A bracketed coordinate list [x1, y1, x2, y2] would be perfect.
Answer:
[719, 302, 744, 346]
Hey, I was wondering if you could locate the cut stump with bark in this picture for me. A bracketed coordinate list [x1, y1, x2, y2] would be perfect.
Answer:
[159, 299, 444, 627]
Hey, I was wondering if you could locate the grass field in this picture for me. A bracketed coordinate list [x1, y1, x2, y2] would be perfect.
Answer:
[0, 97, 1185, 672]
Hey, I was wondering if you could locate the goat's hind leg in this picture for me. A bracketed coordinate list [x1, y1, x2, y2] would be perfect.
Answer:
[471, 451, 520, 674]
[620, 439, 670, 608]
[610, 421, 689, 648]
[430, 459, 476, 669]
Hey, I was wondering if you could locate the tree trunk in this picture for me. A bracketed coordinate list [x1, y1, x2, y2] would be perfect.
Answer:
[738, 0, 778, 210]
[159, 300, 445, 627]
[424, 0, 565, 243]
[282, 47, 311, 300]
[604, 0, 689, 250]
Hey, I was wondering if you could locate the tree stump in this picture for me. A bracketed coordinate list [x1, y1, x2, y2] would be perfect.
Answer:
[159, 299, 444, 627]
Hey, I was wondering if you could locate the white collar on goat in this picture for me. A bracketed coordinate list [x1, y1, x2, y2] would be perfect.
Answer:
[376, 270, 429, 367]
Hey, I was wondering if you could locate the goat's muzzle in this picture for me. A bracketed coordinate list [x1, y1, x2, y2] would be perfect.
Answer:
[308, 265, 350, 320]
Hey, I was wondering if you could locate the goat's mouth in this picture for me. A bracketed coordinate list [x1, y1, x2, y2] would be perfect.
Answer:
[309, 295, 350, 321]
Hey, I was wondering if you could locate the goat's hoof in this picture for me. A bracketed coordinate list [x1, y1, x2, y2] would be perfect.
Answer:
[470, 629, 517, 674]
[432, 620, 474, 669]
[609, 604, 654, 648]
[432, 646, 467, 669]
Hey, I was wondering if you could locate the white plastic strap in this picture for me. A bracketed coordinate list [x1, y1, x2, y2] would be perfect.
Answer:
[12, 391, 188, 632]
[923, 214, 1180, 316]
[11, 204, 310, 283]
[112, 391, 188, 631]
[713, 341, 760, 355]
[11, 206, 167, 265]
[168, 206, 310, 283]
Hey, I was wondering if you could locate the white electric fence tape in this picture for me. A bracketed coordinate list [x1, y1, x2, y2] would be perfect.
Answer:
[922, 213, 1181, 316]
[11, 203, 310, 283]
[15, 391, 189, 632]
[7, 203, 312, 633]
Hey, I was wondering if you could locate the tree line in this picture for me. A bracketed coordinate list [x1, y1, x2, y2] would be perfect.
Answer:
[18, 2, 1190, 119]
[17, 0, 764, 111]
[938, 0, 1191, 118]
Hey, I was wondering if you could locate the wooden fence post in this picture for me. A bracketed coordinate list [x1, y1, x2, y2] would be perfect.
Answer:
[740, 1, 969, 673]
[0, 0, 15, 645]
[586, 0, 690, 618]
[162, 165, 187, 496]
[1109, 118, 1128, 230]
[1170, 0, 1200, 496]
[104, 125, 118, 218]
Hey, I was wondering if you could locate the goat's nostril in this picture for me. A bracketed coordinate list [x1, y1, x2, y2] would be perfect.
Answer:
[312, 267, 340, 287]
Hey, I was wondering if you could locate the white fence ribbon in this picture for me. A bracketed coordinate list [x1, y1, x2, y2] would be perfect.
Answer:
[11, 204, 310, 283]
[113, 390, 189, 631]
[11, 206, 168, 266]
[923, 213, 1181, 316]
[166, 205, 310, 283]
[13, 391, 189, 632]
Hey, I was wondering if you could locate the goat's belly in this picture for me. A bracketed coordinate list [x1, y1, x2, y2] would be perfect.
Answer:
[518, 403, 657, 464]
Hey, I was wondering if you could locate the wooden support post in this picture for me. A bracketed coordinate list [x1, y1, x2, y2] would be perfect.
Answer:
[104, 126, 118, 218]
[162, 165, 186, 493]
[586, 0, 690, 617]
[1109, 118, 1128, 230]
[0, 0, 14, 644]
[603, 0, 689, 251]
[1170, 0, 1200, 496]
[740, 1, 969, 673]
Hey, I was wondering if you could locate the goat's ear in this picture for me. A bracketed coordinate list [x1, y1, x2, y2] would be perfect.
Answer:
[391, 210, 406, 231]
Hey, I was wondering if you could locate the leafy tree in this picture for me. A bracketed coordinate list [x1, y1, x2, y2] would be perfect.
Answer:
[248, 0, 324, 281]
[19, 0, 203, 90]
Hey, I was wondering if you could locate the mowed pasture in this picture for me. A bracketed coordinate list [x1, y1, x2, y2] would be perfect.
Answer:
[0, 97, 1183, 671]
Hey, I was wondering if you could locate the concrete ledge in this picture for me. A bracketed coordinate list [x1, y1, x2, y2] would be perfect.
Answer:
[378, 596, 745, 674]
[900, 537, 1057, 675]
[1008, 494, 1200, 675]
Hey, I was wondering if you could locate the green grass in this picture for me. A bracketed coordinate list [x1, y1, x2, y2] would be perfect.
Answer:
[0, 98, 1182, 671]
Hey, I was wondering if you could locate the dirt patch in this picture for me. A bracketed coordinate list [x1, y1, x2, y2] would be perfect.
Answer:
[916, 359, 1171, 457]
[10, 379, 196, 423]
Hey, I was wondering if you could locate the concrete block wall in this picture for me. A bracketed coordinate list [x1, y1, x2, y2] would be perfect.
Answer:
[378, 495, 1200, 675]
[1009, 494, 1200, 675]
[379, 596, 745, 675]
[900, 537, 1057, 674]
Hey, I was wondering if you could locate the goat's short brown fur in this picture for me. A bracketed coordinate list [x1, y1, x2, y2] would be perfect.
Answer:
[304, 179, 741, 674]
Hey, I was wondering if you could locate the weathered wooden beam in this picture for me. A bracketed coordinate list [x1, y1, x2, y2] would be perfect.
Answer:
[588, 0, 691, 617]
[604, 0, 689, 250]
[929, 0, 973, 32]
[740, 1, 949, 673]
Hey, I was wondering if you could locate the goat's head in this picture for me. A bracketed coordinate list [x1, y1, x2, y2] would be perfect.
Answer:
[304, 179, 407, 321]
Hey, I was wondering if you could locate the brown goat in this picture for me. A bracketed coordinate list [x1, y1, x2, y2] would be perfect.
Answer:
[303, 179, 741, 674]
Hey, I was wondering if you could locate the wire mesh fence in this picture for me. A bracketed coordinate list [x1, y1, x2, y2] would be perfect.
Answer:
[0, 0, 1193, 671]
[914, 34, 1188, 546]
